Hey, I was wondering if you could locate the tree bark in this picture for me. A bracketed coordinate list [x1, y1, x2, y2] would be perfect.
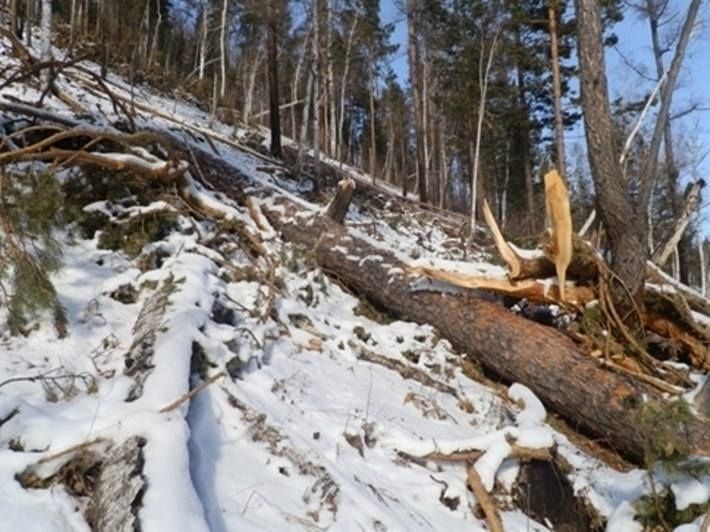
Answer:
[266, 3, 282, 158]
[406, 0, 427, 203]
[89, 436, 146, 532]
[575, 0, 647, 299]
[219, 0, 228, 99]
[514, 30, 535, 234]
[548, 0, 567, 182]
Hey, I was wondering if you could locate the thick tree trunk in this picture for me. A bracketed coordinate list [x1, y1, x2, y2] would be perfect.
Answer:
[575, 0, 647, 299]
[249, 189, 710, 463]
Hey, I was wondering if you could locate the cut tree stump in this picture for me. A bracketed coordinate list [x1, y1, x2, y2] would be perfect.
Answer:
[259, 194, 710, 463]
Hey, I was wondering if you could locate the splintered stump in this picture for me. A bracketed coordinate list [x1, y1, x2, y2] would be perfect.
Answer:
[261, 196, 710, 463]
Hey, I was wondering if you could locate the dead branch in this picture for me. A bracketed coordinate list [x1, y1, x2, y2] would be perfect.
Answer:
[37, 437, 106, 465]
[653, 180, 705, 267]
[421, 445, 552, 463]
[467, 465, 504, 532]
[159, 371, 226, 413]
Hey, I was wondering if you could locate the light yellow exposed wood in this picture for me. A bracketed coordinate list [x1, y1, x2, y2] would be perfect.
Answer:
[544, 169, 573, 301]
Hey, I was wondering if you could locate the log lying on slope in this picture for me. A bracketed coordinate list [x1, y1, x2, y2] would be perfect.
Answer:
[260, 193, 710, 463]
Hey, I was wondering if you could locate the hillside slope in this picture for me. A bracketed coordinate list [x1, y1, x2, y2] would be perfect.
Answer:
[0, 33, 708, 532]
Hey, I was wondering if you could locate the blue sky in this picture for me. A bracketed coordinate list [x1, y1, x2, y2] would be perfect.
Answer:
[380, 1, 710, 235]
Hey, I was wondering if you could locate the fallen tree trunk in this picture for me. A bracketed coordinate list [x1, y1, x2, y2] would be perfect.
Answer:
[259, 194, 710, 463]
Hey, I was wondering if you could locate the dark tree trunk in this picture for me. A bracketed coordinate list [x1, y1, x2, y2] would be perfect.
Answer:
[574, 0, 647, 299]
[514, 30, 535, 234]
[406, 0, 428, 204]
[267, 10, 282, 158]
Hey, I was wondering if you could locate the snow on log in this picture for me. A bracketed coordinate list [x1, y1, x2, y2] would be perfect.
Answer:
[261, 195, 710, 463]
[88, 436, 146, 532]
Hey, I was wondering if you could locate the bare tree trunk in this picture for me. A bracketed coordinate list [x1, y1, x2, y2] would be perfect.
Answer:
[243, 46, 264, 125]
[291, 23, 311, 140]
[700, 239, 707, 296]
[548, 0, 567, 182]
[422, 49, 431, 200]
[653, 180, 705, 266]
[198, 4, 208, 81]
[325, 0, 337, 158]
[219, 0, 228, 99]
[647, 0, 678, 214]
[501, 140, 510, 227]
[470, 30, 499, 241]
[25, 0, 33, 46]
[406, 0, 426, 202]
[368, 63, 377, 182]
[297, 54, 314, 169]
[266, 1, 282, 157]
[337, 14, 358, 162]
[575, 0, 650, 299]
[10, 0, 18, 36]
[439, 116, 448, 209]
[312, 0, 320, 177]
[40, 0, 51, 86]
[515, 31, 535, 234]
[147, 0, 162, 69]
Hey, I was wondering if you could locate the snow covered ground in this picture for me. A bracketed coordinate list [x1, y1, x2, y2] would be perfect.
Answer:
[1, 33, 708, 532]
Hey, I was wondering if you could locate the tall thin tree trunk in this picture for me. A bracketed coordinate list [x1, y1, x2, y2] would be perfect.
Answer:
[337, 15, 358, 161]
[368, 63, 377, 182]
[700, 239, 707, 296]
[548, 0, 567, 182]
[422, 49, 431, 202]
[406, 0, 426, 202]
[243, 46, 263, 125]
[69, 0, 78, 46]
[470, 30, 499, 242]
[312, 0, 320, 178]
[438, 117, 448, 209]
[40, 0, 52, 86]
[297, 58, 314, 169]
[219, 0, 228, 99]
[147, 0, 163, 69]
[198, 4, 208, 81]
[292, 23, 312, 140]
[10, 0, 19, 36]
[267, 3, 282, 158]
[26, 0, 33, 46]
[515, 31, 535, 233]
[325, 0, 336, 157]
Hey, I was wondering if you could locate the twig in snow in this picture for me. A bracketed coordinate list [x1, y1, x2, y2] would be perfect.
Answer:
[159, 371, 226, 413]
[37, 437, 106, 464]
